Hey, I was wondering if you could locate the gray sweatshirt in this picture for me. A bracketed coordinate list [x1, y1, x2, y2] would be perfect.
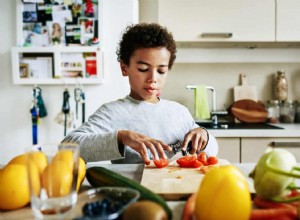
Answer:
[63, 95, 218, 163]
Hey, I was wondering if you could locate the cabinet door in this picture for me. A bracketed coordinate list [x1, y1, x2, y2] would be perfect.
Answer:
[242, 137, 300, 163]
[276, 0, 300, 41]
[156, 0, 275, 42]
[216, 137, 240, 163]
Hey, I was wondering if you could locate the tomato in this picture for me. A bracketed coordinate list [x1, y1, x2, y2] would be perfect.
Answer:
[195, 165, 251, 220]
[192, 160, 204, 168]
[176, 155, 197, 167]
[207, 156, 218, 165]
[197, 152, 208, 165]
[153, 158, 169, 168]
[176, 155, 197, 168]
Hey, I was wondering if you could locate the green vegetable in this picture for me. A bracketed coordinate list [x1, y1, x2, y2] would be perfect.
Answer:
[86, 166, 172, 220]
[249, 147, 300, 202]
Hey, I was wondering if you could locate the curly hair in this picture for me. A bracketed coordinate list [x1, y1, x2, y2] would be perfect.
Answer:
[116, 23, 177, 69]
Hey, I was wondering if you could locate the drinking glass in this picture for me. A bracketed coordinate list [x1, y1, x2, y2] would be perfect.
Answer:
[26, 143, 80, 220]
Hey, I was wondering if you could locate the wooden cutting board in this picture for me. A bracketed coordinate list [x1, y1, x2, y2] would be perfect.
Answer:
[140, 159, 230, 200]
[234, 74, 258, 102]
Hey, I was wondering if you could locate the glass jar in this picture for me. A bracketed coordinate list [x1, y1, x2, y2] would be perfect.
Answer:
[295, 101, 300, 123]
[279, 100, 295, 123]
[274, 71, 288, 101]
[266, 100, 280, 123]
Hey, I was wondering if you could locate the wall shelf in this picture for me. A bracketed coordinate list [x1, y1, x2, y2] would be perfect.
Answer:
[12, 0, 104, 85]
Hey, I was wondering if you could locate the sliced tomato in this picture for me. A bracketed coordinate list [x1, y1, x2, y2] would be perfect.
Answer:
[197, 152, 208, 165]
[207, 156, 219, 165]
[153, 158, 169, 168]
[192, 160, 204, 168]
[176, 155, 197, 168]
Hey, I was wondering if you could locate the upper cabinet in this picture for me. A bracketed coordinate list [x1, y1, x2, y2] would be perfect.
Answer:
[140, 0, 300, 48]
[276, 0, 300, 41]
[140, 0, 275, 45]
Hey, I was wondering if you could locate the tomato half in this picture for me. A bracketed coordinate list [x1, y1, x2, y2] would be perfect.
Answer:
[197, 152, 208, 165]
[207, 156, 218, 165]
[176, 155, 197, 168]
[153, 158, 169, 168]
[192, 160, 204, 168]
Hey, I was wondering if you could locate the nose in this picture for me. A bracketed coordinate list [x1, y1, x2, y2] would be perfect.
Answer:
[147, 71, 157, 83]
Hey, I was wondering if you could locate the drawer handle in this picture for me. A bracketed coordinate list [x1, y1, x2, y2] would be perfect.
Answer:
[201, 33, 233, 38]
[270, 142, 300, 147]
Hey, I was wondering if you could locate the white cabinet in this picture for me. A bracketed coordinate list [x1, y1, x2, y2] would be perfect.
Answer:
[241, 137, 300, 163]
[216, 137, 240, 163]
[216, 137, 300, 163]
[12, 0, 104, 85]
[140, 0, 275, 43]
[276, 0, 300, 41]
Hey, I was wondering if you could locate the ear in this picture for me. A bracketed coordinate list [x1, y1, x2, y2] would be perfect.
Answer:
[120, 62, 128, 76]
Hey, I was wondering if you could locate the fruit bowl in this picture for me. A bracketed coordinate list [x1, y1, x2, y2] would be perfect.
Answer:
[73, 187, 140, 220]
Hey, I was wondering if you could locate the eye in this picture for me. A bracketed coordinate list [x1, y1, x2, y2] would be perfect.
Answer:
[138, 68, 148, 72]
[158, 68, 168, 74]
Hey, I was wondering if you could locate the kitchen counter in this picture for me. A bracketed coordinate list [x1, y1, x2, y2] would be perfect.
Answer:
[208, 123, 300, 138]
[0, 163, 255, 220]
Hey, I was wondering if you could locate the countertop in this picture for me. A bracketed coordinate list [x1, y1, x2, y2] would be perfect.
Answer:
[208, 123, 300, 137]
[0, 163, 256, 220]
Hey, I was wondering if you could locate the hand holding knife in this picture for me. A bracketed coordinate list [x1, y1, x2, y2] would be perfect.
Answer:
[169, 142, 192, 162]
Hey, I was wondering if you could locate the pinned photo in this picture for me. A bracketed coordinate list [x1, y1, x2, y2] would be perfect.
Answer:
[19, 64, 29, 78]
[78, 17, 94, 45]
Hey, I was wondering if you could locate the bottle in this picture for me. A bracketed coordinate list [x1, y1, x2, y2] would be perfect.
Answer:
[274, 71, 288, 101]
[279, 100, 295, 123]
[266, 100, 280, 123]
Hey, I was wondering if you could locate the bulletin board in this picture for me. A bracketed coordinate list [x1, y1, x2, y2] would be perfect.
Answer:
[20, 0, 99, 47]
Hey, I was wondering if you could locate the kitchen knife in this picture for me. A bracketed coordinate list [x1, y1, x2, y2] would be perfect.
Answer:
[169, 142, 192, 162]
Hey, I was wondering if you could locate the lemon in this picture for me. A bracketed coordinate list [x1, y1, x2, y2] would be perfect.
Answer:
[52, 150, 86, 192]
[42, 160, 73, 197]
[7, 153, 42, 196]
[8, 152, 48, 176]
[0, 164, 30, 210]
[52, 149, 74, 170]
[77, 157, 86, 191]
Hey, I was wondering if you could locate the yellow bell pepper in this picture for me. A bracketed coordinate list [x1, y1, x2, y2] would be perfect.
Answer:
[195, 165, 251, 220]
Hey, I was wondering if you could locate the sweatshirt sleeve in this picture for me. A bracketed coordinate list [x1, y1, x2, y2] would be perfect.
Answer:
[62, 105, 123, 162]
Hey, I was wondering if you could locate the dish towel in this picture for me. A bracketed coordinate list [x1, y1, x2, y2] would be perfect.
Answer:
[194, 85, 211, 120]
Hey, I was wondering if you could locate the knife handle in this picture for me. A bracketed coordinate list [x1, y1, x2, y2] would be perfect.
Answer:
[182, 142, 193, 156]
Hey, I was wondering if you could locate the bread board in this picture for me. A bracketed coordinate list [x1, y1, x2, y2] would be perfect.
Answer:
[234, 74, 258, 102]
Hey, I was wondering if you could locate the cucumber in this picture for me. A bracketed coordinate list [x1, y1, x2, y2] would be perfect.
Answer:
[86, 166, 173, 220]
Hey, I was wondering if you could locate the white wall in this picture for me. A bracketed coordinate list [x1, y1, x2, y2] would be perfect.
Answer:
[0, 0, 137, 164]
[162, 62, 300, 116]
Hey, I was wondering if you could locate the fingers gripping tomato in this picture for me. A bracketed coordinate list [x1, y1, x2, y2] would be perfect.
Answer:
[195, 165, 251, 220]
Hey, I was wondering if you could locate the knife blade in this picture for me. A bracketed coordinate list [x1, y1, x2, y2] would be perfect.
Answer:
[169, 142, 192, 162]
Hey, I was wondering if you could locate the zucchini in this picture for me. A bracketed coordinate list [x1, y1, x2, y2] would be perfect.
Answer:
[86, 166, 173, 220]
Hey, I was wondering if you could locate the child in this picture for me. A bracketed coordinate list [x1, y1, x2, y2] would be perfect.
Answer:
[63, 23, 218, 164]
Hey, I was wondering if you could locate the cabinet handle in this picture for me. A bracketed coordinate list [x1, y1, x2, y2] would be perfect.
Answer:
[201, 33, 233, 38]
[270, 142, 300, 148]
